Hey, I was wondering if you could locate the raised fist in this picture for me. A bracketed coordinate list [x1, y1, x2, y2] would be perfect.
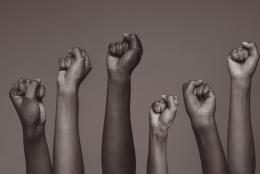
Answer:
[228, 42, 259, 79]
[107, 33, 143, 75]
[57, 47, 92, 91]
[9, 78, 46, 138]
[182, 80, 216, 126]
[149, 95, 178, 134]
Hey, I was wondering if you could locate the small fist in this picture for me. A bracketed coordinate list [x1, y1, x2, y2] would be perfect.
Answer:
[182, 80, 216, 125]
[9, 78, 46, 138]
[107, 33, 143, 75]
[149, 95, 178, 134]
[57, 47, 92, 91]
[228, 42, 259, 79]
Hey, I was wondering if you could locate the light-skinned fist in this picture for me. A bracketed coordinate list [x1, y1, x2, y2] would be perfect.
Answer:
[228, 42, 259, 80]
[149, 95, 178, 137]
[57, 47, 92, 92]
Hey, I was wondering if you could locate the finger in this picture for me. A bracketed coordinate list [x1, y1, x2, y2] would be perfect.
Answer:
[231, 49, 239, 61]
[64, 56, 72, 69]
[122, 33, 143, 53]
[82, 50, 92, 68]
[237, 48, 245, 62]
[166, 95, 178, 112]
[9, 80, 20, 98]
[37, 85, 46, 100]
[115, 42, 124, 56]
[122, 40, 129, 53]
[59, 57, 66, 70]
[18, 78, 28, 96]
[242, 42, 259, 58]
[185, 80, 203, 95]
[152, 101, 161, 114]
[25, 79, 41, 99]
[39, 102, 46, 124]
[195, 85, 203, 97]
[202, 84, 210, 100]
[159, 98, 167, 112]
[243, 49, 249, 59]
[108, 42, 116, 56]
[69, 47, 84, 62]
[80, 48, 86, 58]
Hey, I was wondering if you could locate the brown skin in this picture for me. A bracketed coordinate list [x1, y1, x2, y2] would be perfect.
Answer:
[54, 47, 91, 174]
[147, 95, 178, 174]
[227, 42, 259, 174]
[182, 80, 228, 174]
[102, 33, 143, 174]
[9, 78, 52, 174]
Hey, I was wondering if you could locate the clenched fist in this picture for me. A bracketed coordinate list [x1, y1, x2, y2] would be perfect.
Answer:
[57, 47, 92, 92]
[9, 78, 46, 138]
[149, 95, 178, 136]
[182, 80, 216, 127]
[228, 42, 259, 79]
[107, 33, 143, 76]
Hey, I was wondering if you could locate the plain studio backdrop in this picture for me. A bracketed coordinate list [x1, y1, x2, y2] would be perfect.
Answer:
[0, 0, 260, 173]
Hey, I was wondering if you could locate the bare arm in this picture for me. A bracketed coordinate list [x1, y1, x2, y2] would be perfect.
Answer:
[102, 33, 143, 174]
[183, 80, 228, 174]
[192, 117, 228, 174]
[23, 132, 52, 174]
[147, 95, 178, 174]
[53, 48, 92, 174]
[9, 78, 52, 174]
[227, 42, 259, 174]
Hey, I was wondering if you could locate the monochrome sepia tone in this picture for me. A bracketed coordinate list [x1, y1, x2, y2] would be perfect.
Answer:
[1, 1, 260, 174]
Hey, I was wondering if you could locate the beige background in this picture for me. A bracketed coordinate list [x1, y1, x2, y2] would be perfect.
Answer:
[0, 0, 260, 173]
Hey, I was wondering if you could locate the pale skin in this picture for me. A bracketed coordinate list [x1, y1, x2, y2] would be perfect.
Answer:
[147, 95, 178, 174]
[9, 78, 52, 174]
[102, 33, 143, 174]
[53, 47, 92, 174]
[227, 42, 259, 174]
[182, 80, 228, 174]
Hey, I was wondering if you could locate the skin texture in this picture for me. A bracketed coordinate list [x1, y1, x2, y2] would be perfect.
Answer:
[102, 33, 143, 174]
[227, 42, 259, 174]
[53, 47, 92, 174]
[147, 95, 178, 174]
[182, 80, 228, 174]
[9, 78, 52, 174]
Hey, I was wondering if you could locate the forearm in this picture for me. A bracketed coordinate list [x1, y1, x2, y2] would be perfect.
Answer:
[228, 78, 255, 174]
[54, 89, 84, 174]
[147, 130, 168, 174]
[23, 132, 52, 174]
[102, 73, 136, 174]
[192, 118, 228, 174]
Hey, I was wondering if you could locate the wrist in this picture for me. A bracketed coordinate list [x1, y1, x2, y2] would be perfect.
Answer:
[57, 82, 78, 95]
[149, 127, 168, 141]
[23, 126, 45, 141]
[191, 115, 216, 131]
[108, 72, 131, 83]
[231, 77, 252, 89]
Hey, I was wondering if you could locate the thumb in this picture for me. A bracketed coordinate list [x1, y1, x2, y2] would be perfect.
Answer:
[242, 42, 259, 59]
[185, 80, 203, 95]
[69, 47, 84, 62]
[39, 102, 46, 124]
